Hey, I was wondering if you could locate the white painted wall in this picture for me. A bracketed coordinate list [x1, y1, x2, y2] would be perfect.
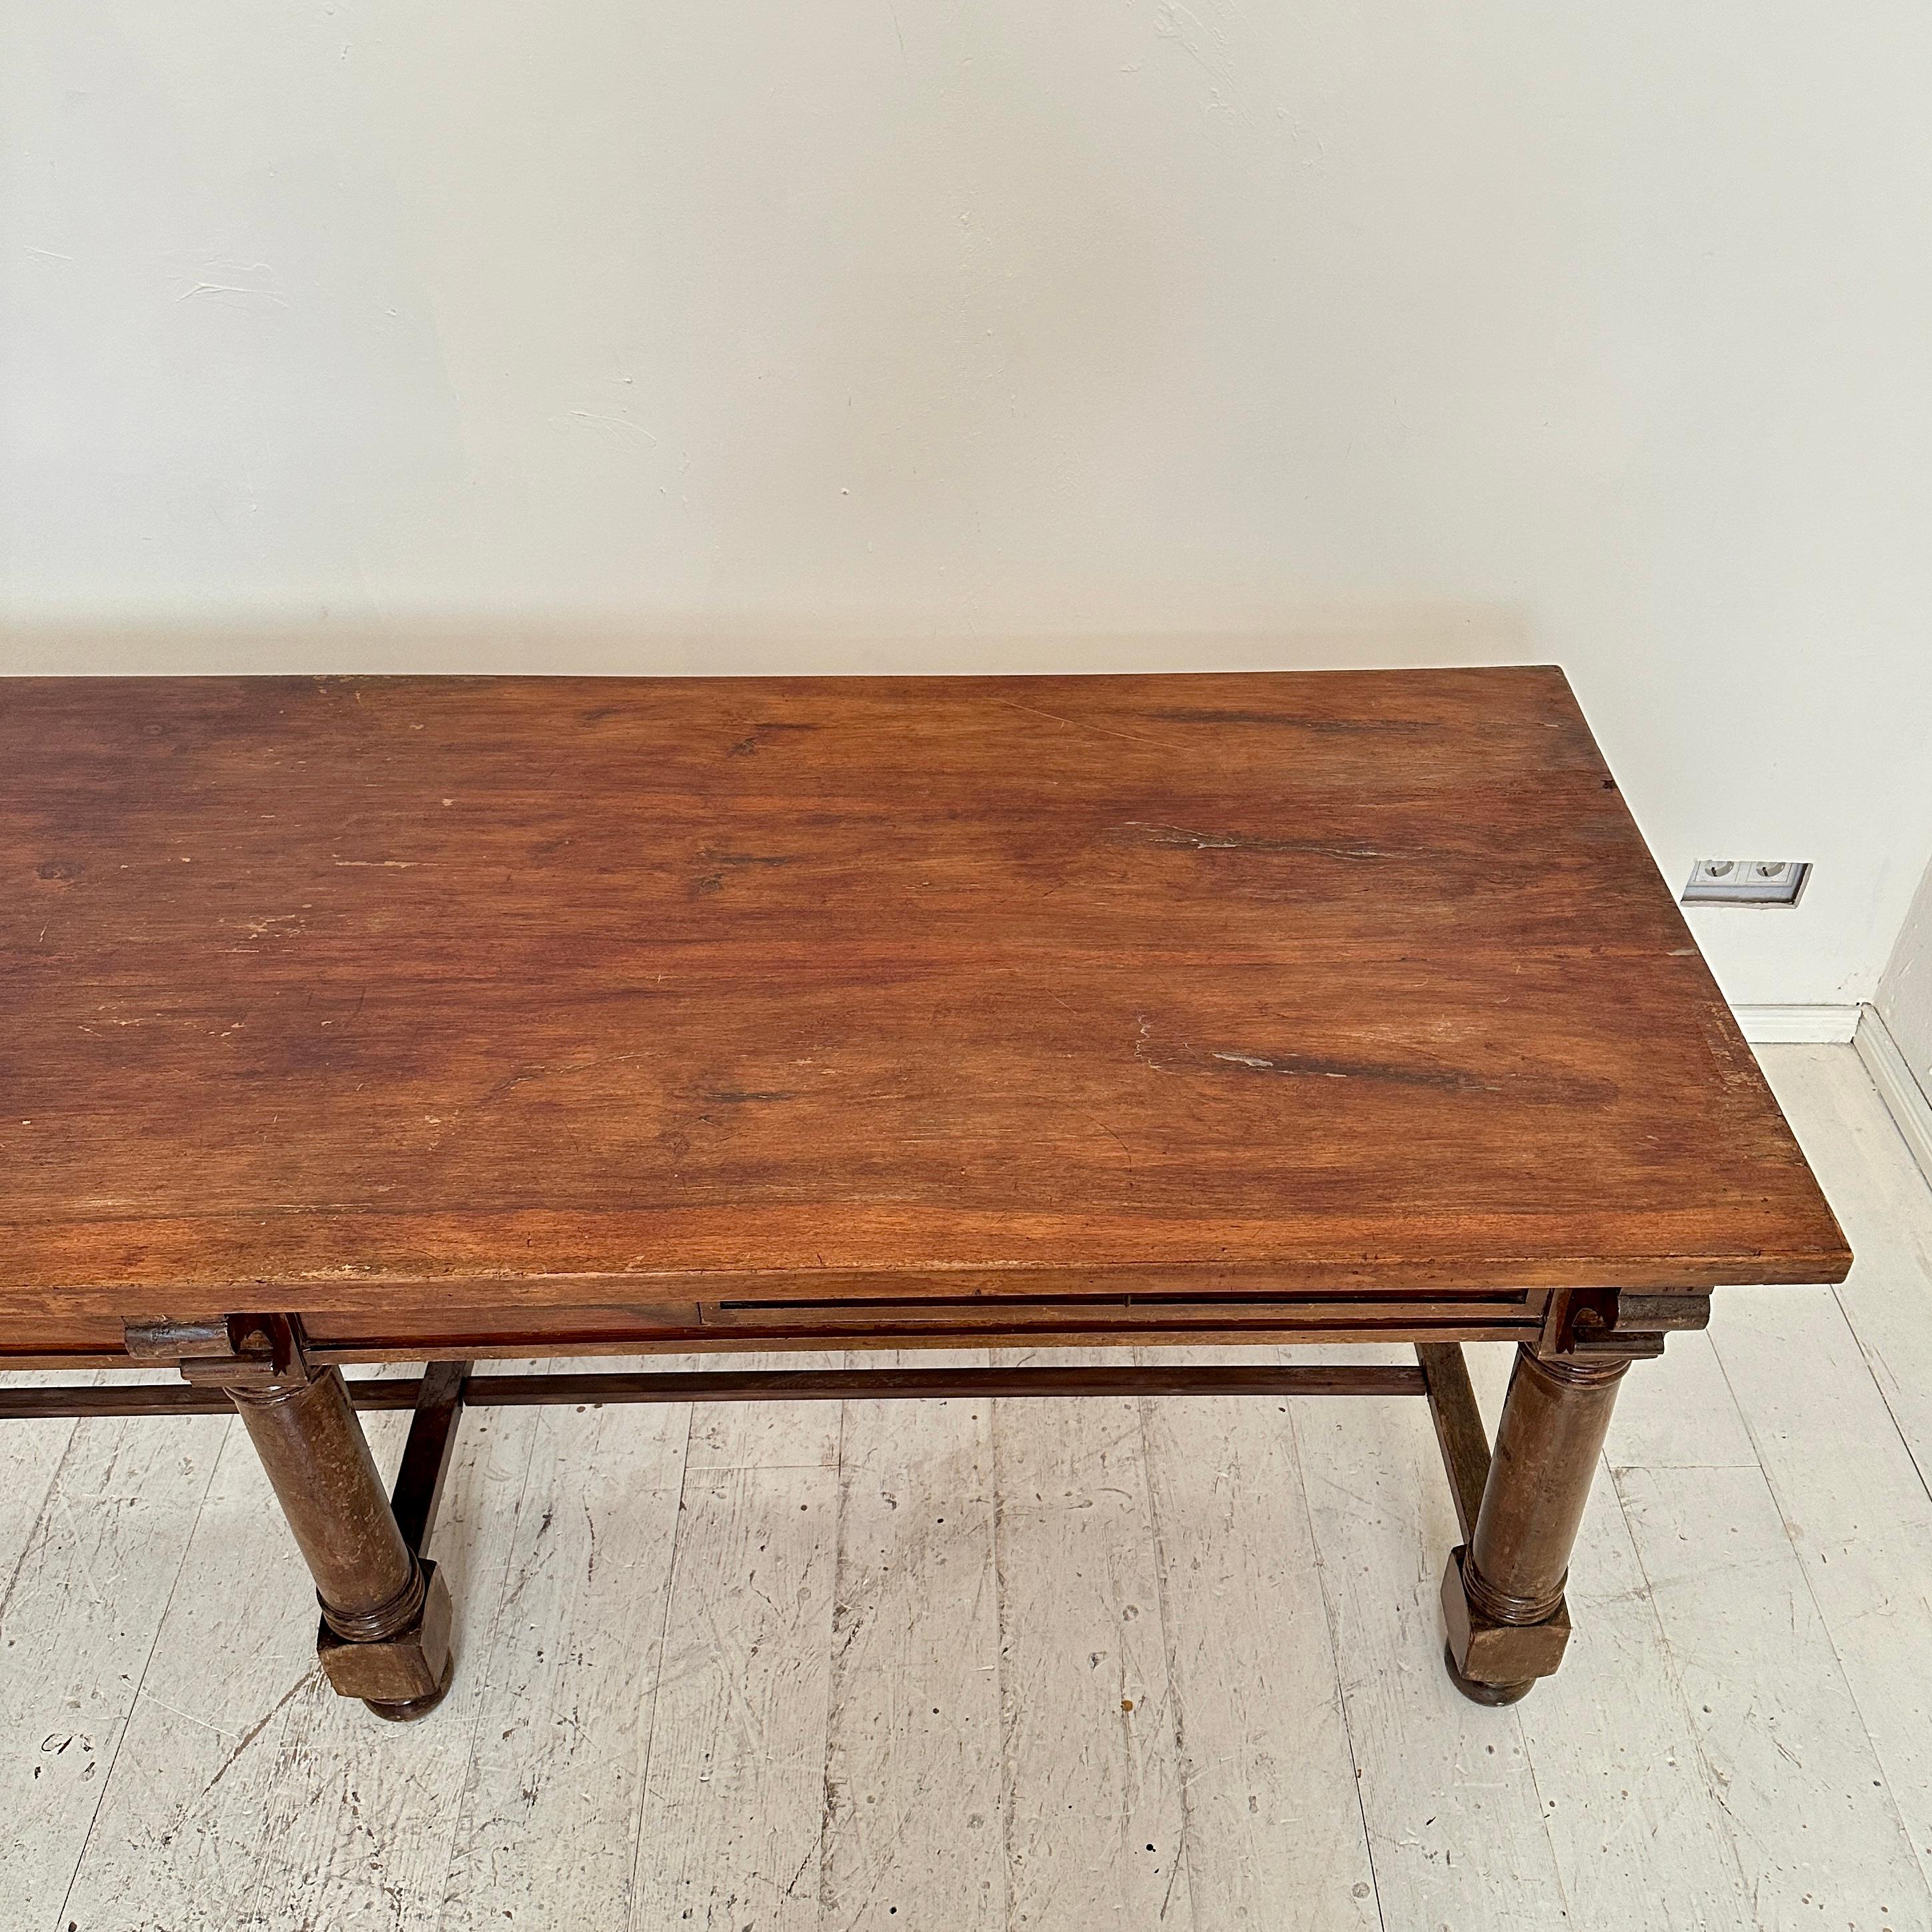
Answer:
[1878, 858, 1932, 1099]
[5, 1, 1931, 1003]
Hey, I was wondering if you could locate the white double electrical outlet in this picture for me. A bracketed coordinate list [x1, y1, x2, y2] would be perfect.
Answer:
[1681, 859, 1811, 907]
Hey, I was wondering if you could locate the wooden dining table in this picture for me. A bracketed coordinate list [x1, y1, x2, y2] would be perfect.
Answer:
[0, 666, 1849, 1717]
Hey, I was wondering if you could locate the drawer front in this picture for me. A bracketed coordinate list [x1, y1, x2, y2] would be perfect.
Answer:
[698, 1292, 1537, 1336]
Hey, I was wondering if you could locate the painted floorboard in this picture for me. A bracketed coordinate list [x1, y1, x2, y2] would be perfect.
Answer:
[1597, 1328, 1762, 1473]
[437, 1367, 691, 1930]
[818, 1351, 1005, 1932]
[1613, 1459, 1930, 1931]
[1761, 1048, 1932, 1493]
[626, 1366, 842, 1932]
[1, 1396, 228, 1931]
[1711, 1286, 1932, 1899]
[1134, 1348, 1380, 1932]
[992, 1349, 1194, 1932]
[1292, 1355, 1571, 1930]
[1515, 1457, 1759, 1929]
[0, 1376, 87, 1921]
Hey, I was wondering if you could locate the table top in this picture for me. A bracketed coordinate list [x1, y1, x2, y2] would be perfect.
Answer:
[0, 668, 1847, 1324]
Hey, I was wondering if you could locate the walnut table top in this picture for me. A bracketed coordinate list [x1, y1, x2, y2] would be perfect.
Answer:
[0, 668, 1848, 1365]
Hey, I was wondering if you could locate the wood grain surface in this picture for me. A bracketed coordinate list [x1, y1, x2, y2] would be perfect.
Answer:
[0, 669, 1848, 1340]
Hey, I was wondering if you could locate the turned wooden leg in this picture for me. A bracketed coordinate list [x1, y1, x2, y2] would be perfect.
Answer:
[229, 1364, 455, 1721]
[1440, 1343, 1627, 1705]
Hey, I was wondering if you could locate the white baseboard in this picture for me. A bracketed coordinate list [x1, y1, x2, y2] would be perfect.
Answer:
[1731, 1004, 1861, 1044]
[1854, 1004, 1932, 1190]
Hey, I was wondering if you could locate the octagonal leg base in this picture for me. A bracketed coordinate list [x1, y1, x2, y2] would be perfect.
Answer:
[1439, 1543, 1570, 1703]
[317, 1559, 455, 1717]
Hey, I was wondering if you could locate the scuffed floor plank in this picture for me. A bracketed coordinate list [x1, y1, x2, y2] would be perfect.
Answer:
[819, 1351, 1004, 1932]
[438, 1364, 691, 1930]
[992, 1349, 1193, 1932]
[41, 1414, 323, 1932]
[0, 1389, 227, 1929]
[1515, 1461, 1761, 1926]
[1614, 1458, 1930, 1929]
[1709, 1285, 1932, 1902]
[0, 1374, 80, 1613]
[0, 1366, 85, 1891]
[627, 1374, 841, 1931]
[1593, 1328, 1760, 1473]
[1293, 1348, 1569, 1929]
[1759, 1047, 1932, 1502]
[683, 1353, 850, 1477]
[1135, 1348, 1380, 1932]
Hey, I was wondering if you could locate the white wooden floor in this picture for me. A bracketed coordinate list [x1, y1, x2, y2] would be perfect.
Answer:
[6, 1044, 1932, 1932]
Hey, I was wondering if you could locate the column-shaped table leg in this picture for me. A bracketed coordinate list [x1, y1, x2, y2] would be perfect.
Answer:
[229, 1365, 455, 1720]
[1440, 1342, 1628, 1704]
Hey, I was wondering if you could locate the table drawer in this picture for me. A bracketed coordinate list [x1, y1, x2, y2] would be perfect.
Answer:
[698, 1292, 1535, 1336]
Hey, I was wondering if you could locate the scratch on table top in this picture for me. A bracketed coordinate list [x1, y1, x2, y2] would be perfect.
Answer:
[990, 698, 1160, 746]
[1113, 822, 1386, 860]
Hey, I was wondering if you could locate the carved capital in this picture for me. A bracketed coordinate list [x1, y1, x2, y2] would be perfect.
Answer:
[316, 1559, 454, 1719]
[1440, 1545, 1571, 1699]
[1537, 1287, 1711, 1363]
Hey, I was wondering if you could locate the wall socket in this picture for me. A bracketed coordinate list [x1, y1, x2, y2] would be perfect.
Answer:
[1681, 859, 1811, 907]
